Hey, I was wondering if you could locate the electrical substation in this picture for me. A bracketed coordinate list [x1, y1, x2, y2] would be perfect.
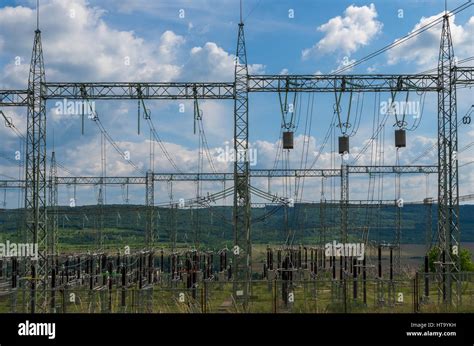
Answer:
[0, 1, 473, 314]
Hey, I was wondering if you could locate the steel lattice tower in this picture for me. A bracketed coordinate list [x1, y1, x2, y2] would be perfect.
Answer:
[232, 19, 252, 308]
[48, 151, 58, 257]
[437, 13, 460, 304]
[25, 27, 48, 313]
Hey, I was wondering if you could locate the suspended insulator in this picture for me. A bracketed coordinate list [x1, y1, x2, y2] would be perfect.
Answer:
[283, 131, 294, 149]
[395, 129, 406, 148]
[338, 135, 349, 154]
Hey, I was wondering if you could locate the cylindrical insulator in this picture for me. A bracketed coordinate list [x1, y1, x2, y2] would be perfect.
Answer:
[122, 266, 126, 286]
[338, 136, 349, 154]
[395, 129, 406, 148]
[160, 250, 164, 272]
[283, 131, 294, 149]
[378, 246, 382, 278]
[101, 254, 107, 271]
[389, 247, 393, 280]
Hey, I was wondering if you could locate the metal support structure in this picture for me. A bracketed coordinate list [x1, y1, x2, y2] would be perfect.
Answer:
[48, 151, 58, 256]
[437, 14, 460, 305]
[97, 182, 104, 251]
[395, 188, 402, 276]
[424, 197, 434, 253]
[145, 171, 155, 248]
[0, 166, 439, 188]
[233, 20, 251, 308]
[248, 74, 440, 92]
[340, 164, 349, 243]
[0, 67, 471, 107]
[25, 28, 48, 314]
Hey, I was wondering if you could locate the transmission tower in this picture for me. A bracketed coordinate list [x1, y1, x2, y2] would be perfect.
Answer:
[232, 13, 252, 308]
[437, 13, 460, 304]
[25, 25, 48, 313]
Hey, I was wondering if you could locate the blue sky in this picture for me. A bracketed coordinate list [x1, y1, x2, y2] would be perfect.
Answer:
[0, 0, 473, 207]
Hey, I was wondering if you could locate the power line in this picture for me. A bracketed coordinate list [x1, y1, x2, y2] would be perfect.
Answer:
[84, 100, 147, 176]
[139, 98, 183, 173]
[332, 1, 472, 74]
[1, 110, 74, 176]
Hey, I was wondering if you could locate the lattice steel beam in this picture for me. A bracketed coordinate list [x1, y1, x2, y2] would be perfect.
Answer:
[0, 166, 438, 187]
[0, 90, 29, 106]
[0, 68, 472, 106]
[248, 74, 440, 92]
[453, 66, 474, 85]
[44, 82, 235, 100]
[347, 165, 438, 174]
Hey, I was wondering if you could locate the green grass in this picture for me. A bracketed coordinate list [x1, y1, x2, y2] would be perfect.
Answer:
[1, 277, 473, 313]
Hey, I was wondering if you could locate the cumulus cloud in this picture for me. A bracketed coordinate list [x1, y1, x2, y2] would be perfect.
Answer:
[186, 42, 265, 81]
[387, 13, 474, 69]
[0, 0, 186, 86]
[302, 3, 382, 60]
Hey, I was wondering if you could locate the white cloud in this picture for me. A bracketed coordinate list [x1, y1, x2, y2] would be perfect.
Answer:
[186, 42, 265, 81]
[0, 0, 184, 86]
[387, 13, 474, 69]
[331, 57, 356, 73]
[158, 30, 186, 63]
[302, 3, 382, 59]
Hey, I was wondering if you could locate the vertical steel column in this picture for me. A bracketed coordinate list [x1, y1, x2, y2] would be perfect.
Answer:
[395, 189, 402, 277]
[25, 27, 48, 313]
[424, 197, 433, 253]
[48, 151, 58, 257]
[145, 171, 155, 248]
[319, 198, 326, 247]
[437, 14, 460, 305]
[232, 19, 251, 308]
[340, 164, 349, 243]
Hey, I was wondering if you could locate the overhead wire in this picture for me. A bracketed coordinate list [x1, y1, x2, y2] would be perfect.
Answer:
[331, 1, 472, 74]
[409, 106, 473, 164]
[1, 111, 74, 176]
[139, 98, 183, 173]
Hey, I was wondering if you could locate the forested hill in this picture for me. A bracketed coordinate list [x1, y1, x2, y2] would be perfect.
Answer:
[0, 204, 473, 246]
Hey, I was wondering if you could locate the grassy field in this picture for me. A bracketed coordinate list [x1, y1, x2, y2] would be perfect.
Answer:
[1, 275, 473, 313]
